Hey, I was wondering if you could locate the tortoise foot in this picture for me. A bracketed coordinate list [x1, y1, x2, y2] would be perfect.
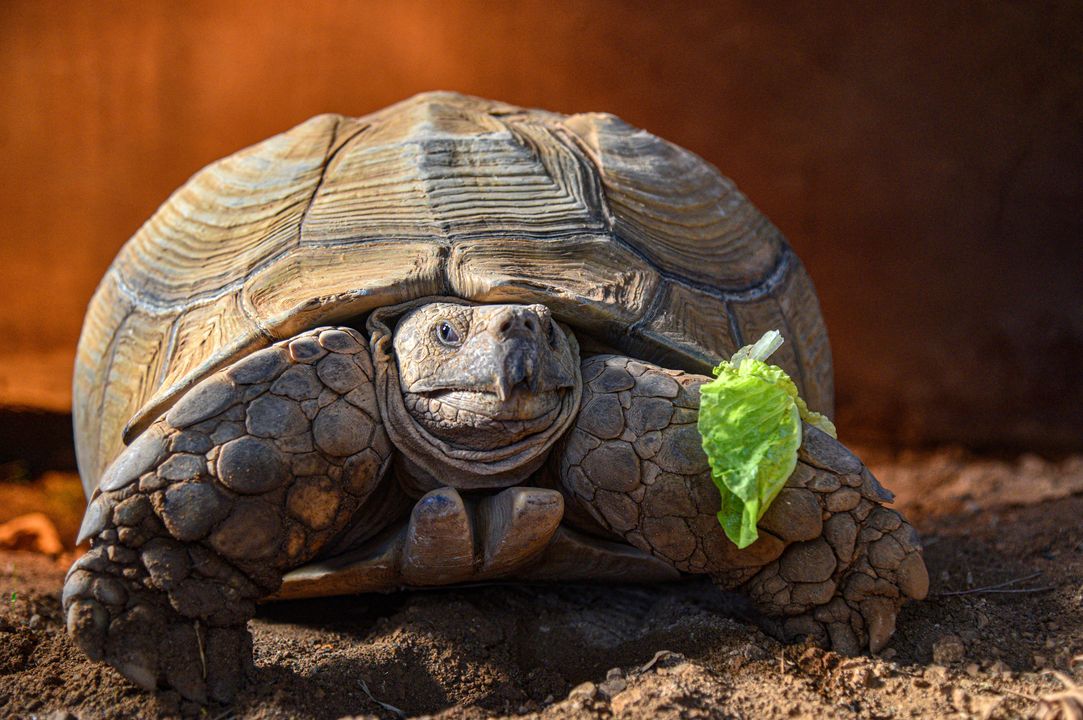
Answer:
[64, 542, 256, 702]
[723, 427, 930, 654]
[65, 326, 391, 699]
[560, 356, 928, 654]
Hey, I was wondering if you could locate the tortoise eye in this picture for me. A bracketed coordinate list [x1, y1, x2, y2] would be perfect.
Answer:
[435, 320, 461, 346]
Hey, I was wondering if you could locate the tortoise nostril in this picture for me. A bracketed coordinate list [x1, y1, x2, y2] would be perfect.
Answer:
[524, 318, 536, 333]
[498, 319, 512, 334]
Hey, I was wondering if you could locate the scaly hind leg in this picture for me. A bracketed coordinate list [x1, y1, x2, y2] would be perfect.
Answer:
[64, 327, 391, 701]
[557, 354, 928, 654]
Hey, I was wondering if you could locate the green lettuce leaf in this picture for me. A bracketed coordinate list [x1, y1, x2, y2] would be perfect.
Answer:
[697, 331, 836, 548]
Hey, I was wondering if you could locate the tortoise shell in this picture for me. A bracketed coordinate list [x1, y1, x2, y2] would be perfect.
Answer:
[73, 91, 833, 496]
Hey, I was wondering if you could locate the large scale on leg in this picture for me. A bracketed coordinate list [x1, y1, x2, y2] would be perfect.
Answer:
[69, 92, 928, 700]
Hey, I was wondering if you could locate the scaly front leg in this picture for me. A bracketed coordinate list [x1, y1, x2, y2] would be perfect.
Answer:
[64, 327, 391, 701]
[557, 354, 928, 653]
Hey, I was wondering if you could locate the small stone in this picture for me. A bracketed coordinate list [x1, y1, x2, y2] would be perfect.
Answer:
[316, 353, 367, 394]
[317, 329, 362, 353]
[28, 614, 42, 630]
[166, 376, 238, 428]
[568, 681, 597, 702]
[313, 400, 371, 456]
[289, 336, 326, 363]
[47, 709, 78, 720]
[227, 347, 290, 384]
[217, 436, 290, 494]
[597, 677, 627, 698]
[932, 634, 966, 665]
[246, 394, 307, 439]
[159, 482, 228, 541]
[271, 365, 324, 400]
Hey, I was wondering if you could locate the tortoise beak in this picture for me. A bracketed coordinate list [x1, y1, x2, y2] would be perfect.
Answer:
[495, 340, 539, 401]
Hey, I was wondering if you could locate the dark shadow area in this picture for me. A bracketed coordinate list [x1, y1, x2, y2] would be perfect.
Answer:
[0, 409, 76, 478]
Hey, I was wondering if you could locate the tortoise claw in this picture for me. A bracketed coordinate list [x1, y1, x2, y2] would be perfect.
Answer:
[863, 598, 898, 654]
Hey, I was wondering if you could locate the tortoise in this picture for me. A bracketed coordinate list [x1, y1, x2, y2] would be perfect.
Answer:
[65, 91, 928, 702]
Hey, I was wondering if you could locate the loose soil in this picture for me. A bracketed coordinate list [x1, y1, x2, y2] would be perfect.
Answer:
[0, 450, 1079, 719]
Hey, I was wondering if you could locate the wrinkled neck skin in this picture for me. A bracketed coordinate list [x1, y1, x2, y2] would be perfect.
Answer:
[368, 298, 582, 491]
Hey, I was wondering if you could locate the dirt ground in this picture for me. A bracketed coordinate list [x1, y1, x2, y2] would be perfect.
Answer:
[0, 448, 1080, 719]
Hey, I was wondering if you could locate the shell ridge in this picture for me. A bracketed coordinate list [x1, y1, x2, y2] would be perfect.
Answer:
[498, 116, 608, 232]
[296, 116, 342, 241]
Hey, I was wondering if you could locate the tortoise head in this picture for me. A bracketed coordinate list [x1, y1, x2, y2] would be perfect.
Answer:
[367, 298, 583, 490]
[392, 302, 579, 450]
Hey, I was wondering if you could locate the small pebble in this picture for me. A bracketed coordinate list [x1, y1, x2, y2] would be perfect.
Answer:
[28, 614, 42, 630]
[932, 634, 966, 665]
[568, 681, 597, 702]
[47, 712, 77, 720]
[598, 678, 628, 698]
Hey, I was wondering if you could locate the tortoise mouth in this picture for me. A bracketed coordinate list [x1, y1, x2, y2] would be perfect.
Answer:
[411, 386, 565, 422]
[403, 387, 568, 451]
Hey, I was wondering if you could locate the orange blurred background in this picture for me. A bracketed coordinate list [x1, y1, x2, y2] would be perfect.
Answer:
[1, 0, 1081, 464]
